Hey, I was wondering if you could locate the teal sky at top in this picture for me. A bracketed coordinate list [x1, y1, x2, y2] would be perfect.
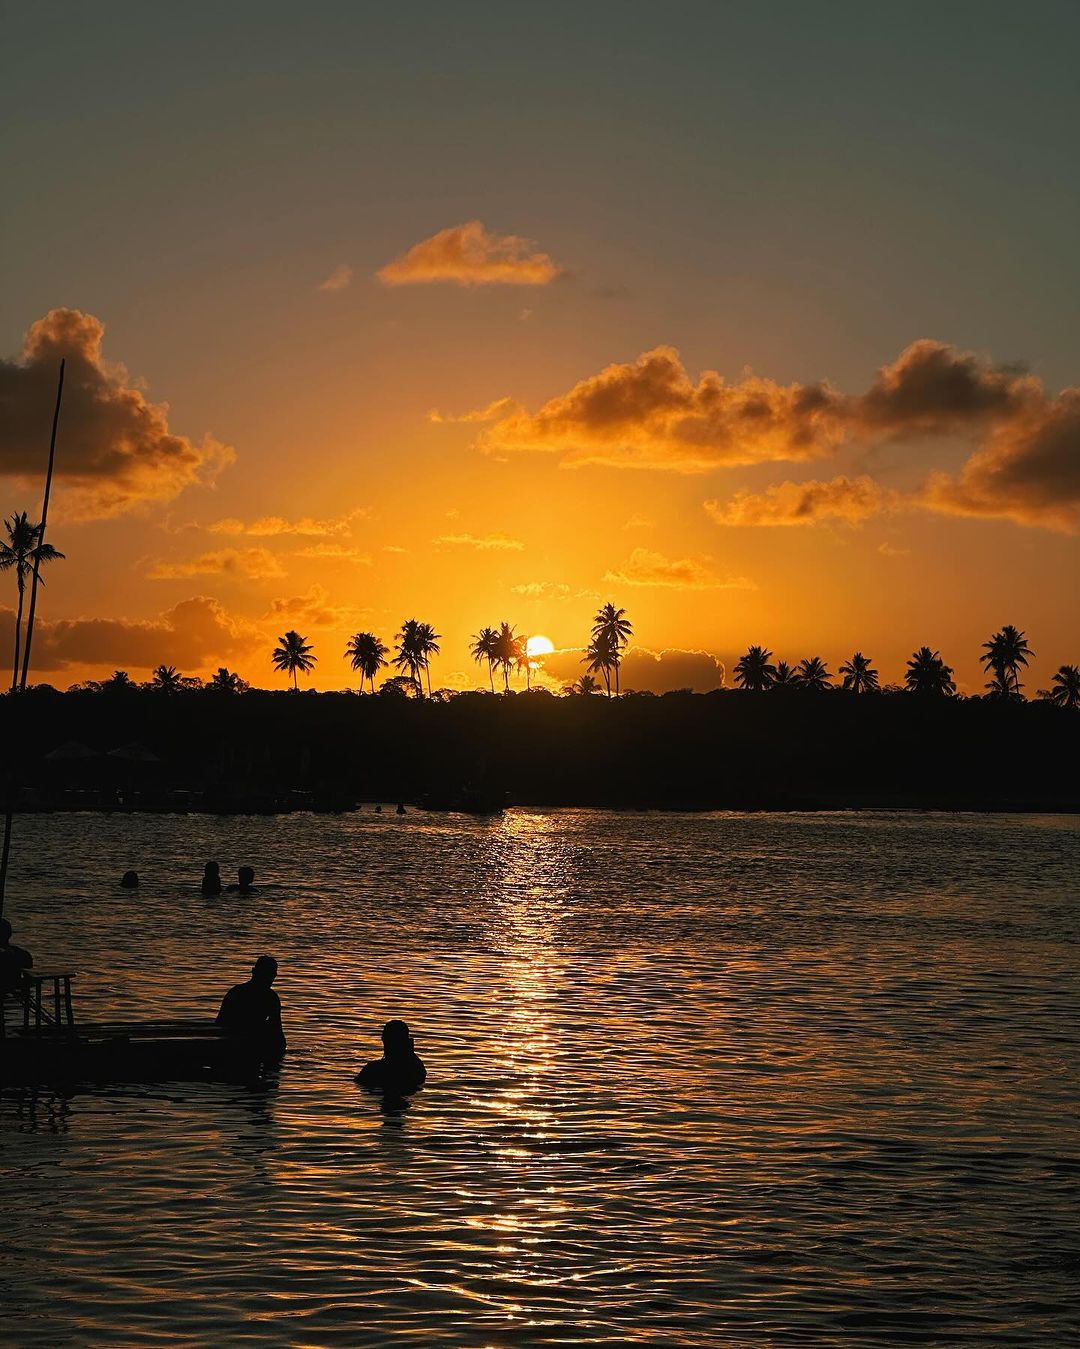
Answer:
[5, 1, 1079, 377]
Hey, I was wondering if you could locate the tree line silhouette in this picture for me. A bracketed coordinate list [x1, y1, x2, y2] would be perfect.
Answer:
[2, 512, 1078, 708]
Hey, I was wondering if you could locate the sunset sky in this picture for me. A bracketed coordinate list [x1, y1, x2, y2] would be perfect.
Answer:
[2, 2, 1078, 693]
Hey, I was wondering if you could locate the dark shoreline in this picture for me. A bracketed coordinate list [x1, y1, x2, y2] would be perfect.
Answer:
[4, 685, 1078, 818]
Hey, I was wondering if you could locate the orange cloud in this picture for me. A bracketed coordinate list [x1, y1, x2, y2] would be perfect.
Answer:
[435, 532, 523, 551]
[317, 263, 353, 292]
[377, 221, 563, 287]
[263, 584, 353, 628]
[706, 475, 889, 527]
[293, 543, 372, 563]
[206, 511, 363, 537]
[604, 548, 755, 590]
[148, 547, 285, 580]
[0, 309, 233, 518]
[450, 346, 846, 471]
[2, 596, 251, 675]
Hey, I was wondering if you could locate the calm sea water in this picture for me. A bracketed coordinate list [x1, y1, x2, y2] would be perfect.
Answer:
[1, 809, 1078, 1347]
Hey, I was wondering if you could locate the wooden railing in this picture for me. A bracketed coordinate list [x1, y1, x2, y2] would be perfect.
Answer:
[0, 971, 76, 1039]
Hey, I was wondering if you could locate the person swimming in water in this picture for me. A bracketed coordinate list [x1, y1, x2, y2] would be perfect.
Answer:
[226, 866, 255, 893]
[201, 861, 222, 895]
[355, 1019, 426, 1094]
[120, 870, 139, 889]
[216, 955, 286, 1054]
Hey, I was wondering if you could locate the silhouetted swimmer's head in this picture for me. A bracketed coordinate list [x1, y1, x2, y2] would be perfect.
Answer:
[382, 1018, 415, 1055]
[238, 866, 255, 889]
[121, 870, 139, 889]
[204, 861, 220, 878]
[251, 955, 278, 986]
[0, 919, 12, 946]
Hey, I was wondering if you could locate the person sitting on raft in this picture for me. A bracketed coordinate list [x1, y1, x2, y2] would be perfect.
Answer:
[0, 918, 33, 993]
[201, 861, 222, 896]
[226, 866, 255, 893]
[216, 955, 286, 1053]
[355, 1019, 426, 1094]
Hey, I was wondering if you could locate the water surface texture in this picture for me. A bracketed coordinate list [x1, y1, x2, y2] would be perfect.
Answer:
[2, 810, 1078, 1346]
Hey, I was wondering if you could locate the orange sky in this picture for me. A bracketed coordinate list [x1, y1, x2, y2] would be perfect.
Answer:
[2, 8, 1078, 696]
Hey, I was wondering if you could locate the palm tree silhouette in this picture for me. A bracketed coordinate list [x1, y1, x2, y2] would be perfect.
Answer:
[470, 627, 499, 692]
[772, 660, 797, 688]
[564, 674, 600, 695]
[591, 603, 632, 696]
[416, 622, 441, 696]
[980, 625, 1033, 698]
[393, 619, 427, 696]
[492, 622, 520, 693]
[272, 630, 317, 690]
[344, 631, 388, 693]
[839, 651, 879, 694]
[905, 647, 956, 696]
[151, 664, 184, 694]
[733, 645, 776, 691]
[583, 630, 615, 696]
[1047, 664, 1080, 709]
[208, 666, 248, 693]
[795, 656, 832, 692]
[0, 512, 64, 692]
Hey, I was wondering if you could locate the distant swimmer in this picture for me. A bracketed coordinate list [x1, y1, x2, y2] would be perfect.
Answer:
[201, 861, 222, 896]
[226, 866, 256, 893]
[0, 918, 33, 992]
[216, 955, 286, 1053]
[355, 1019, 426, 1095]
[120, 870, 139, 889]
[374, 804, 383, 814]
[396, 803, 406, 816]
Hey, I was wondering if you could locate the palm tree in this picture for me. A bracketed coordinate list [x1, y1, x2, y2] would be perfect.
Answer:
[103, 670, 136, 692]
[416, 622, 441, 696]
[980, 625, 1033, 698]
[772, 660, 797, 688]
[733, 645, 776, 692]
[0, 512, 64, 692]
[564, 674, 600, 695]
[150, 664, 184, 694]
[1046, 664, 1080, 709]
[492, 621, 520, 693]
[839, 651, 879, 694]
[393, 619, 426, 696]
[516, 634, 534, 691]
[272, 630, 317, 690]
[583, 629, 615, 697]
[470, 626, 499, 692]
[591, 603, 632, 696]
[207, 666, 248, 693]
[905, 646, 956, 696]
[344, 631, 388, 693]
[795, 656, 832, 692]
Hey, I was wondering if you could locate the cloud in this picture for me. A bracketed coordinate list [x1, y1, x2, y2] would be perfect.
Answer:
[206, 511, 363, 537]
[510, 580, 600, 601]
[878, 541, 910, 557]
[603, 548, 755, 590]
[541, 645, 725, 693]
[435, 532, 523, 551]
[293, 543, 371, 563]
[442, 346, 846, 471]
[2, 596, 250, 674]
[0, 309, 234, 518]
[444, 336, 1080, 531]
[317, 263, 353, 293]
[623, 514, 654, 530]
[706, 475, 889, 527]
[917, 389, 1080, 530]
[147, 547, 285, 580]
[377, 221, 563, 287]
[263, 584, 352, 628]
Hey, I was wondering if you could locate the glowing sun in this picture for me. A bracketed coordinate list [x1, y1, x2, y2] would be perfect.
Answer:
[526, 634, 555, 658]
